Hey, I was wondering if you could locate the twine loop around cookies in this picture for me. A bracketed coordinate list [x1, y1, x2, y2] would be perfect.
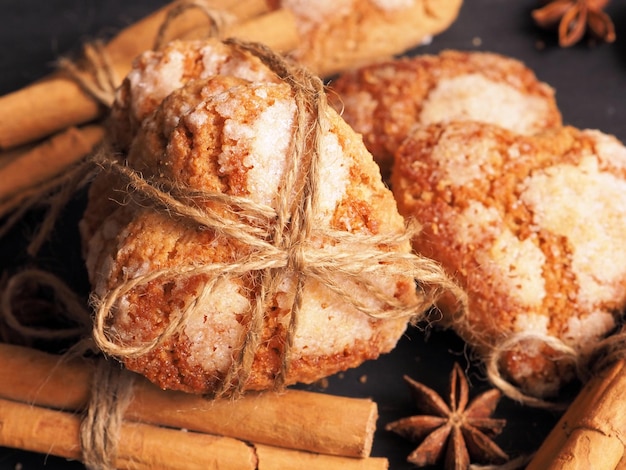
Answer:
[154, 0, 235, 50]
[485, 331, 579, 410]
[87, 39, 467, 396]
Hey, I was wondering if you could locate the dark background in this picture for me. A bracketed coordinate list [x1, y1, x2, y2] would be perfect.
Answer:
[0, 1, 625, 469]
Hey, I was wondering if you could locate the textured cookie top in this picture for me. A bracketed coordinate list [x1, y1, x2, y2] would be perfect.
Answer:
[329, 50, 561, 174]
[109, 39, 281, 152]
[81, 40, 421, 395]
[392, 121, 626, 397]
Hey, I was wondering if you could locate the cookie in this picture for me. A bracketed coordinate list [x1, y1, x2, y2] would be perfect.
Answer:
[392, 121, 626, 397]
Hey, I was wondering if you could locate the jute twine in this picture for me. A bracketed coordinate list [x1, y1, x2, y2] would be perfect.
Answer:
[483, 332, 579, 410]
[57, 40, 118, 109]
[86, 37, 467, 397]
[153, 0, 235, 51]
[80, 360, 135, 470]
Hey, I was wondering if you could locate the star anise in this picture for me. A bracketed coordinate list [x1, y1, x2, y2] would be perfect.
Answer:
[532, 0, 616, 47]
[386, 363, 508, 469]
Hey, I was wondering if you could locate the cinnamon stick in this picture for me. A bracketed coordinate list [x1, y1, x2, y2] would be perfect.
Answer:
[0, 0, 300, 150]
[129, 379, 377, 458]
[0, 395, 389, 469]
[0, 142, 36, 170]
[527, 359, 626, 469]
[0, 125, 103, 218]
[0, 343, 378, 458]
[255, 444, 388, 470]
[0, 396, 257, 470]
[229, 8, 297, 53]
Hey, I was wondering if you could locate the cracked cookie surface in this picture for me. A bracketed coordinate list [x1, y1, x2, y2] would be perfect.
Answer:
[392, 121, 626, 397]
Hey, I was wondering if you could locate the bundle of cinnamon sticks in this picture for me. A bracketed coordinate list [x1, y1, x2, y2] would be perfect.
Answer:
[0, 343, 387, 469]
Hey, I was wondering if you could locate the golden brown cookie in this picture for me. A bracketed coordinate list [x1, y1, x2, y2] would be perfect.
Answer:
[329, 50, 561, 176]
[392, 121, 626, 398]
[81, 40, 424, 395]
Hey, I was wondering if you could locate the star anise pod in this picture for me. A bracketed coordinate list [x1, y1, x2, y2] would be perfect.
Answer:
[386, 363, 508, 469]
[532, 0, 616, 47]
